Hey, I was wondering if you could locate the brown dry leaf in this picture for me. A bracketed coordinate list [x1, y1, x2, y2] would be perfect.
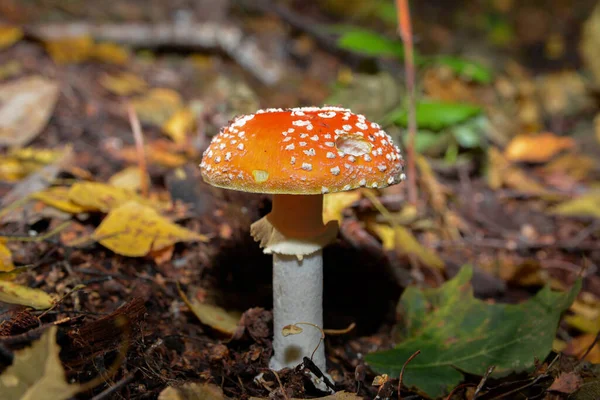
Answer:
[94, 201, 208, 257]
[150, 245, 175, 265]
[0, 326, 82, 400]
[549, 190, 600, 219]
[68, 182, 161, 213]
[122, 143, 188, 168]
[0, 76, 60, 148]
[487, 147, 552, 195]
[565, 334, 600, 363]
[108, 166, 149, 191]
[45, 36, 94, 64]
[31, 187, 88, 214]
[91, 42, 129, 65]
[162, 108, 196, 145]
[159, 382, 229, 400]
[541, 153, 596, 182]
[0, 280, 54, 309]
[0, 25, 23, 50]
[131, 88, 183, 126]
[504, 132, 575, 163]
[548, 372, 584, 394]
[323, 191, 361, 224]
[367, 222, 445, 270]
[178, 286, 240, 335]
[250, 393, 361, 400]
[416, 155, 447, 214]
[100, 72, 148, 96]
[0, 239, 14, 272]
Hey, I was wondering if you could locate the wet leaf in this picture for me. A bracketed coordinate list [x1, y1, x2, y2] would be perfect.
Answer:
[0, 25, 23, 50]
[0, 280, 54, 309]
[68, 182, 160, 213]
[178, 286, 240, 335]
[434, 56, 493, 84]
[45, 36, 95, 64]
[108, 167, 149, 191]
[323, 191, 361, 223]
[100, 72, 148, 96]
[390, 101, 482, 131]
[31, 187, 88, 214]
[0, 326, 81, 400]
[550, 191, 600, 219]
[504, 132, 575, 163]
[131, 88, 183, 126]
[162, 108, 196, 144]
[94, 201, 208, 257]
[365, 266, 581, 398]
[0, 76, 60, 148]
[0, 240, 14, 272]
[159, 382, 229, 400]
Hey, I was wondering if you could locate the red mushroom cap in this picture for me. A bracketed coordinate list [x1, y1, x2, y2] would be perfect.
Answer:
[200, 106, 405, 194]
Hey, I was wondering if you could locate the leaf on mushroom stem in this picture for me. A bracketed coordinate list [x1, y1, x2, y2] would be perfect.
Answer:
[178, 286, 240, 336]
[0, 76, 60, 148]
[0, 280, 54, 309]
[68, 182, 162, 213]
[549, 190, 600, 219]
[131, 88, 183, 126]
[372, 374, 390, 386]
[100, 72, 148, 96]
[0, 239, 14, 272]
[0, 25, 23, 50]
[31, 187, 89, 214]
[93, 201, 208, 257]
[282, 324, 304, 336]
[162, 108, 196, 145]
[504, 132, 575, 163]
[0, 326, 82, 400]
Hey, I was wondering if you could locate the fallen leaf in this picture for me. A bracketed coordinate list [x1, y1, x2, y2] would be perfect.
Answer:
[550, 190, 600, 219]
[565, 295, 600, 334]
[150, 245, 175, 265]
[323, 191, 361, 224]
[565, 334, 600, 363]
[249, 392, 361, 400]
[45, 36, 94, 64]
[91, 42, 129, 65]
[0, 280, 54, 309]
[581, 2, 600, 86]
[94, 201, 208, 257]
[31, 187, 88, 214]
[0, 60, 22, 81]
[100, 72, 148, 96]
[178, 286, 240, 335]
[504, 132, 575, 163]
[0, 25, 23, 50]
[131, 88, 183, 126]
[162, 108, 196, 144]
[541, 153, 596, 182]
[159, 382, 229, 400]
[68, 182, 160, 213]
[367, 222, 445, 270]
[569, 380, 600, 400]
[488, 147, 553, 196]
[0, 76, 60, 147]
[365, 266, 581, 398]
[0, 240, 14, 272]
[548, 372, 584, 394]
[0, 326, 81, 400]
[108, 166, 149, 191]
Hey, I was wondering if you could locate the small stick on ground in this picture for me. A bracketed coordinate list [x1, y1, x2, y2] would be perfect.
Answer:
[395, 0, 418, 205]
[126, 104, 149, 198]
[398, 349, 420, 399]
[473, 365, 496, 399]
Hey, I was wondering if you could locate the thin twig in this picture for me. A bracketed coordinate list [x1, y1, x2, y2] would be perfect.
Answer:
[473, 365, 496, 399]
[396, 0, 418, 205]
[126, 104, 149, 198]
[398, 350, 420, 399]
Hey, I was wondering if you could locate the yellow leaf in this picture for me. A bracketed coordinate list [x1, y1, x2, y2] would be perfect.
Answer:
[94, 201, 208, 256]
[282, 324, 304, 336]
[487, 147, 552, 196]
[0, 60, 22, 81]
[323, 191, 361, 223]
[0, 326, 82, 400]
[0, 25, 23, 50]
[367, 222, 445, 270]
[68, 182, 160, 212]
[100, 72, 148, 96]
[0, 240, 14, 272]
[31, 187, 88, 213]
[178, 286, 240, 335]
[131, 88, 183, 126]
[0, 280, 54, 309]
[159, 383, 229, 400]
[0, 76, 60, 148]
[162, 108, 196, 144]
[550, 190, 600, 218]
[504, 132, 575, 163]
[416, 155, 446, 214]
[45, 36, 94, 64]
[108, 166, 148, 191]
[92, 42, 129, 65]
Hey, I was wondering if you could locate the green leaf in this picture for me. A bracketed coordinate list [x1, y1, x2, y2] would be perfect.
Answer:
[434, 56, 494, 84]
[391, 101, 483, 131]
[337, 28, 404, 57]
[365, 266, 581, 399]
[402, 130, 451, 155]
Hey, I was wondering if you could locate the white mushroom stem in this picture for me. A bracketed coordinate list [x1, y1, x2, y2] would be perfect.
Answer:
[250, 194, 338, 376]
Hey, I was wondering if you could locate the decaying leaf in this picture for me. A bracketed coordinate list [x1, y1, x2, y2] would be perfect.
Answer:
[162, 108, 196, 144]
[178, 286, 240, 335]
[282, 324, 304, 336]
[548, 372, 584, 394]
[0, 25, 23, 50]
[0, 280, 54, 309]
[159, 382, 229, 400]
[504, 132, 575, 163]
[31, 187, 88, 214]
[0, 326, 81, 400]
[68, 182, 160, 213]
[323, 191, 361, 223]
[94, 201, 207, 257]
[131, 88, 183, 126]
[0, 240, 14, 272]
[365, 266, 581, 398]
[550, 190, 600, 219]
[100, 72, 148, 96]
[0, 76, 60, 147]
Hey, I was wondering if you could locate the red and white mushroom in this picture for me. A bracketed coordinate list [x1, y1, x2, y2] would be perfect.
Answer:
[200, 106, 404, 383]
